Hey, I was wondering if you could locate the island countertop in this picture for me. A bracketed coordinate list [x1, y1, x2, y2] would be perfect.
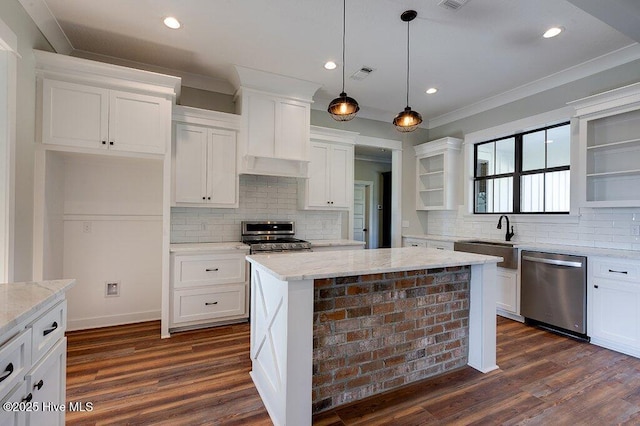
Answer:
[0, 279, 76, 337]
[246, 246, 502, 281]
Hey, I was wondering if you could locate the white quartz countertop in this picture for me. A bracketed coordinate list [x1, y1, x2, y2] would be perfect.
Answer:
[170, 242, 250, 253]
[403, 234, 640, 260]
[1, 279, 76, 337]
[308, 239, 366, 247]
[246, 247, 501, 281]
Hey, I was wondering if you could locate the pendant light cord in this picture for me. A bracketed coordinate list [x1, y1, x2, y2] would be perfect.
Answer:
[342, 0, 346, 93]
[406, 18, 410, 108]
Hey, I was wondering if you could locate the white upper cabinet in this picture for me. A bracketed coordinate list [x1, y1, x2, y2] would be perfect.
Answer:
[36, 50, 179, 156]
[300, 126, 356, 210]
[571, 82, 640, 207]
[233, 65, 321, 178]
[173, 106, 240, 208]
[414, 137, 462, 210]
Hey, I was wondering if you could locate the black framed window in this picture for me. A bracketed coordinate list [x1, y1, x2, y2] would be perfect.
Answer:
[474, 122, 570, 214]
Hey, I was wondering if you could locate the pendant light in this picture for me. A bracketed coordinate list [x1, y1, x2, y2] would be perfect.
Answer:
[393, 10, 422, 132]
[328, 0, 359, 121]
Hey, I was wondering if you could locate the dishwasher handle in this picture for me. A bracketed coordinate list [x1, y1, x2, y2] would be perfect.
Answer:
[522, 255, 583, 268]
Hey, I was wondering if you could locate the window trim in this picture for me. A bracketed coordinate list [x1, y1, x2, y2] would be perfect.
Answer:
[473, 121, 570, 215]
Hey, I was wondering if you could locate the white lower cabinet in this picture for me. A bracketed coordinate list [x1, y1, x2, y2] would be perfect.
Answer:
[0, 298, 68, 426]
[589, 257, 640, 358]
[426, 240, 454, 251]
[170, 249, 249, 330]
[25, 339, 66, 426]
[496, 267, 519, 316]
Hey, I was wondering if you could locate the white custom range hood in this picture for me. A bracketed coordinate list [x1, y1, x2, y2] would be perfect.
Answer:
[233, 66, 322, 178]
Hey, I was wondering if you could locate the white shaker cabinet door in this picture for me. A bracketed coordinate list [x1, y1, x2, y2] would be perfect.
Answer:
[108, 90, 169, 154]
[207, 128, 237, 206]
[42, 79, 109, 149]
[328, 143, 352, 208]
[307, 142, 331, 207]
[174, 124, 208, 204]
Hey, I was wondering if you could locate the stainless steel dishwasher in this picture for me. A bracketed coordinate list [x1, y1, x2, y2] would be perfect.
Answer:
[521, 251, 588, 338]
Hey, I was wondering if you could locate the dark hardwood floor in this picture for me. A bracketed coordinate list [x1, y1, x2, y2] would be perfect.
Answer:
[66, 317, 640, 425]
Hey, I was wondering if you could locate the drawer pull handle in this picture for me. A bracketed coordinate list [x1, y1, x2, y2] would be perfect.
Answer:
[205, 301, 218, 306]
[205, 268, 219, 272]
[34, 379, 44, 391]
[608, 269, 628, 274]
[0, 363, 13, 383]
[43, 321, 58, 336]
[22, 393, 32, 403]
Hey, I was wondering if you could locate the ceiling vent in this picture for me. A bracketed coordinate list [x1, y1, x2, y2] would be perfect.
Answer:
[438, 0, 470, 11]
[350, 66, 374, 81]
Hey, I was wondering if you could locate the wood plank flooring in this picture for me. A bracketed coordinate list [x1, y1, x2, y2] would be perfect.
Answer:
[66, 317, 640, 425]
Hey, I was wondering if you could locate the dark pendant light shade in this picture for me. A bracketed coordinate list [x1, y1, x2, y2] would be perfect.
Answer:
[328, 0, 359, 121]
[394, 10, 422, 132]
[328, 92, 359, 121]
[393, 106, 422, 132]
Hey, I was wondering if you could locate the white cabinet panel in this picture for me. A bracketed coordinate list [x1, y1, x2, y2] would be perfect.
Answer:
[277, 101, 308, 160]
[302, 138, 354, 210]
[208, 129, 237, 205]
[42, 79, 108, 149]
[25, 339, 66, 426]
[41, 79, 169, 155]
[170, 250, 249, 330]
[496, 267, 518, 314]
[174, 124, 208, 204]
[174, 123, 238, 207]
[0, 381, 27, 426]
[246, 95, 276, 158]
[108, 90, 168, 154]
[589, 257, 640, 357]
[172, 285, 246, 325]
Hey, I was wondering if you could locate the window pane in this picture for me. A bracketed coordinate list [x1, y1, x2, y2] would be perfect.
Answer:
[476, 142, 494, 177]
[495, 138, 515, 174]
[545, 170, 570, 212]
[520, 170, 570, 213]
[546, 124, 570, 168]
[475, 177, 513, 213]
[522, 130, 545, 171]
[521, 173, 545, 212]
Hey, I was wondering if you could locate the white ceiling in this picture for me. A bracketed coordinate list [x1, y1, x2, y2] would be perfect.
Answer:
[20, 0, 640, 128]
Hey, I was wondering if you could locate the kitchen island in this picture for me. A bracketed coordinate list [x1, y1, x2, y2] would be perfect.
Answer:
[246, 247, 501, 426]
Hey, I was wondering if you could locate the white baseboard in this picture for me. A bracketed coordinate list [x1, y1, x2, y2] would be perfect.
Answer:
[67, 310, 160, 331]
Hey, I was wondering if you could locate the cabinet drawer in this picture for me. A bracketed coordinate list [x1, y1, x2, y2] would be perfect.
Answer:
[0, 329, 31, 398]
[426, 241, 454, 251]
[174, 254, 246, 288]
[592, 260, 639, 282]
[30, 300, 66, 364]
[403, 238, 426, 248]
[172, 285, 246, 324]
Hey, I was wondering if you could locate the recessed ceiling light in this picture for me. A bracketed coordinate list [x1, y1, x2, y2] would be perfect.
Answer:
[543, 27, 563, 38]
[163, 16, 181, 29]
[324, 61, 337, 70]
[426, 88, 438, 94]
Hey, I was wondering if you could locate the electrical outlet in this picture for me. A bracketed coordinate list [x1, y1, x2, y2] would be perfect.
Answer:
[83, 222, 92, 233]
[105, 281, 120, 297]
[632, 225, 640, 236]
[402, 220, 410, 228]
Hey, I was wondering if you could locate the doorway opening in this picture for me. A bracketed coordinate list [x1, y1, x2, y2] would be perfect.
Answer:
[353, 143, 394, 248]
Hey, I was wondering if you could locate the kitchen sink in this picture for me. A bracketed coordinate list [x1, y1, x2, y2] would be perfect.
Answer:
[453, 240, 518, 269]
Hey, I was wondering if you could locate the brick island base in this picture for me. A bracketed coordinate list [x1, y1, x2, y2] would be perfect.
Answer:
[312, 267, 470, 413]
[247, 248, 498, 426]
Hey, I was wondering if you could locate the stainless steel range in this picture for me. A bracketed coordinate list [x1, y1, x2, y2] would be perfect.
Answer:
[241, 221, 311, 253]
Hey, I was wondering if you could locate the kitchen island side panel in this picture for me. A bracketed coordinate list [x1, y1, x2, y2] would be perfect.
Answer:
[312, 267, 470, 413]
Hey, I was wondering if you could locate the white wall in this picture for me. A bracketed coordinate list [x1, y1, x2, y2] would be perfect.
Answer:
[0, 0, 53, 281]
[47, 154, 164, 330]
[171, 174, 343, 243]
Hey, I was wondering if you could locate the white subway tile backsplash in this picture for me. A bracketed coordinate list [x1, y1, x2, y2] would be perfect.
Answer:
[171, 175, 342, 243]
[427, 207, 640, 251]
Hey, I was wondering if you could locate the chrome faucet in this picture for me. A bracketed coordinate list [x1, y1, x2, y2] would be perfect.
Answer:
[497, 215, 515, 241]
